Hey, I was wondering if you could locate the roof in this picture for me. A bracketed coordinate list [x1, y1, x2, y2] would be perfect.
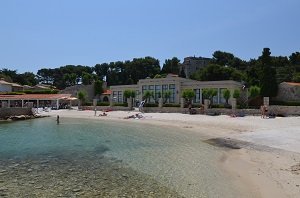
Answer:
[10, 83, 23, 87]
[0, 80, 12, 85]
[283, 82, 300, 86]
[0, 80, 23, 87]
[102, 90, 112, 95]
[0, 94, 72, 100]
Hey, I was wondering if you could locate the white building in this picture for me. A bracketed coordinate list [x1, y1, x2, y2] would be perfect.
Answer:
[0, 80, 13, 92]
[110, 74, 243, 105]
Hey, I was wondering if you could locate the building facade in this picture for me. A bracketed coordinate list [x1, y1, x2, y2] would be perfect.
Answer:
[179, 56, 211, 78]
[110, 75, 243, 105]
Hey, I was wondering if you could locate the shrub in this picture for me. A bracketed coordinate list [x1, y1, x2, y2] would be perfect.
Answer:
[97, 102, 110, 106]
[270, 100, 300, 106]
[144, 103, 158, 107]
[163, 103, 180, 107]
[114, 103, 128, 107]
[211, 104, 225, 108]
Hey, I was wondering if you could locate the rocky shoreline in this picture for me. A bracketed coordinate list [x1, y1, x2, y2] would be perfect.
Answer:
[0, 114, 49, 122]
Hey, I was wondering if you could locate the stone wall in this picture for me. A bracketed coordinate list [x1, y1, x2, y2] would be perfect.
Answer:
[274, 82, 300, 101]
[0, 108, 33, 118]
[268, 105, 300, 116]
[60, 84, 95, 102]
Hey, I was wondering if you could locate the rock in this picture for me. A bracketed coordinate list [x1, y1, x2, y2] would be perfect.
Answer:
[72, 188, 81, 192]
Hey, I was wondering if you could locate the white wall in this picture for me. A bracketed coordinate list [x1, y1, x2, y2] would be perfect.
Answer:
[0, 84, 12, 92]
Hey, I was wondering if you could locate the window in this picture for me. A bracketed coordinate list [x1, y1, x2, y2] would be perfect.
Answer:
[193, 89, 201, 103]
[118, 91, 123, 103]
[155, 85, 161, 101]
[113, 91, 118, 102]
[142, 85, 147, 95]
[169, 84, 175, 103]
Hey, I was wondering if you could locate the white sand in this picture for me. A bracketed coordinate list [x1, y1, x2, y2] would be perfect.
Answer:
[41, 109, 300, 197]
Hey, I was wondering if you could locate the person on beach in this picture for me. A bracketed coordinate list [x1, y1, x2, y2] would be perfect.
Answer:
[99, 112, 107, 116]
[261, 105, 268, 118]
[56, 115, 60, 124]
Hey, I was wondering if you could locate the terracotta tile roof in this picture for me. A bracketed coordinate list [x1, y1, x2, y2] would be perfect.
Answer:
[284, 82, 300, 86]
[0, 94, 72, 100]
[102, 90, 112, 95]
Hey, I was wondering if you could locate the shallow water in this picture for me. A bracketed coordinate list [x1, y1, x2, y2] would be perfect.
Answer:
[0, 117, 241, 197]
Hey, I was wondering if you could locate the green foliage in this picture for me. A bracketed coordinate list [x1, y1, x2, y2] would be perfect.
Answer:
[162, 90, 171, 103]
[143, 90, 154, 103]
[23, 89, 59, 94]
[161, 57, 180, 74]
[182, 89, 195, 101]
[202, 88, 217, 105]
[97, 102, 110, 106]
[270, 100, 300, 106]
[233, 89, 240, 99]
[190, 64, 245, 82]
[179, 68, 186, 78]
[292, 73, 300, 82]
[222, 89, 231, 104]
[258, 48, 278, 97]
[154, 74, 162, 78]
[94, 80, 103, 96]
[249, 86, 260, 98]
[77, 90, 87, 105]
[113, 103, 128, 107]
[123, 89, 136, 100]
[163, 103, 180, 107]
[144, 103, 158, 107]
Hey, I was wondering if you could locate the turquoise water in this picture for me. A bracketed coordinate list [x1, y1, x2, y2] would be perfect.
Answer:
[0, 117, 241, 197]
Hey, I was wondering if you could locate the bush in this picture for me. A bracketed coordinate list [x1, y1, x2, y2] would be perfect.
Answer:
[144, 103, 158, 107]
[97, 102, 110, 106]
[114, 103, 128, 107]
[85, 102, 92, 106]
[23, 89, 59, 94]
[211, 104, 225, 108]
[163, 103, 180, 107]
[270, 100, 300, 106]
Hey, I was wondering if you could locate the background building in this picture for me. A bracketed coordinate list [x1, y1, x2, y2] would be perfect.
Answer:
[179, 56, 211, 78]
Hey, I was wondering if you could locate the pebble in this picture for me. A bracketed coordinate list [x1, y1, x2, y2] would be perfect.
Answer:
[72, 188, 81, 192]
[27, 169, 33, 172]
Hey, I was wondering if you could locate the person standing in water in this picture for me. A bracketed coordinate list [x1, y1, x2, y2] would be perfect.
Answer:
[56, 115, 60, 124]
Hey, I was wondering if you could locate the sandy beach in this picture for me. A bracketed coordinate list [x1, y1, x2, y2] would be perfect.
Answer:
[42, 109, 300, 198]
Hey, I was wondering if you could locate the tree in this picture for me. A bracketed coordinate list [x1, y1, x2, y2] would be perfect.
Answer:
[77, 90, 87, 107]
[179, 68, 186, 78]
[82, 72, 93, 85]
[258, 48, 278, 97]
[190, 64, 244, 82]
[162, 91, 171, 103]
[94, 80, 103, 96]
[249, 86, 260, 98]
[222, 89, 231, 104]
[161, 57, 180, 74]
[202, 88, 217, 106]
[143, 90, 154, 103]
[292, 73, 300, 82]
[182, 89, 195, 106]
[233, 89, 240, 99]
[123, 90, 136, 100]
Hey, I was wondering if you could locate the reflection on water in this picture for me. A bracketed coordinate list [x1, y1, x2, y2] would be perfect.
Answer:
[0, 117, 241, 197]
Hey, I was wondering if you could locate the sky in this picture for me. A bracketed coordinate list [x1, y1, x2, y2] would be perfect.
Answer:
[1, 0, 300, 73]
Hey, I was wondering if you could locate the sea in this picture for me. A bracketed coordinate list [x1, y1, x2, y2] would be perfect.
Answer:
[0, 117, 242, 197]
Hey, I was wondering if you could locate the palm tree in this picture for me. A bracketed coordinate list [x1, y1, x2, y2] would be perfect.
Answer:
[77, 91, 87, 108]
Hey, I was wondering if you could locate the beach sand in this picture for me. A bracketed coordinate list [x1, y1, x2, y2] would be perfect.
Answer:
[42, 109, 300, 197]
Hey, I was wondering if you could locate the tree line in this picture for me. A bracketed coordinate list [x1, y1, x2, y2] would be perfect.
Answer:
[1, 48, 300, 97]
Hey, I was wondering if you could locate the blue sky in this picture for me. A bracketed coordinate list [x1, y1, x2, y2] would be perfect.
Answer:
[1, 0, 300, 73]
